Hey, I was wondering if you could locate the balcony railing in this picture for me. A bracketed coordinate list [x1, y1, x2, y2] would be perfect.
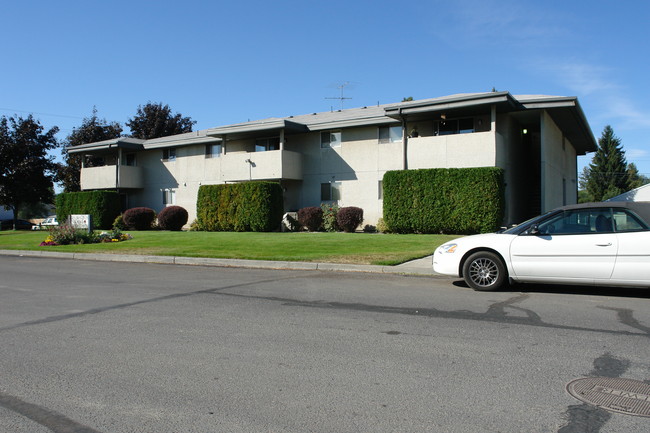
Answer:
[80, 165, 144, 190]
[221, 150, 302, 182]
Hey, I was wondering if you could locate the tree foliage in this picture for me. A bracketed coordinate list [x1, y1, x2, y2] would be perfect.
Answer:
[126, 102, 195, 139]
[58, 107, 122, 192]
[0, 115, 58, 227]
[581, 125, 646, 202]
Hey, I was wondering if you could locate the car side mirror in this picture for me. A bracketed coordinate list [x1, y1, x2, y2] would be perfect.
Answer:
[528, 224, 540, 235]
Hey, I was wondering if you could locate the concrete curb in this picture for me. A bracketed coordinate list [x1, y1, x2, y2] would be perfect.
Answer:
[0, 249, 439, 277]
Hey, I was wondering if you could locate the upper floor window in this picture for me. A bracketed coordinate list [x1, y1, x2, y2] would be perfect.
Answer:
[434, 118, 475, 136]
[205, 143, 222, 158]
[378, 125, 402, 143]
[124, 153, 136, 166]
[162, 147, 176, 162]
[321, 131, 341, 148]
[255, 137, 280, 152]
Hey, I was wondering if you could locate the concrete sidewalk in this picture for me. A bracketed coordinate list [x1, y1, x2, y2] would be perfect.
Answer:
[0, 249, 438, 276]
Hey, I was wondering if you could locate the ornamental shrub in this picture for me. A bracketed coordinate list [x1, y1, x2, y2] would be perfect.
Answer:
[56, 190, 121, 229]
[382, 167, 504, 234]
[196, 182, 283, 232]
[337, 206, 364, 232]
[157, 206, 188, 231]
[321, 203, 340, 232]
[122, 207, 156, 230]
[112, 214, 127, 230]
[298, 206, 323, 231]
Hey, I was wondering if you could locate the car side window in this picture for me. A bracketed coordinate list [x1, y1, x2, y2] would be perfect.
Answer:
[536, 209, 613, 235]
[612, 209, 648, 232]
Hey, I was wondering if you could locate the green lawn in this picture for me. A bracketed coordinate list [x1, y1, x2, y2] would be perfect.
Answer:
[0, 230, 460, 265]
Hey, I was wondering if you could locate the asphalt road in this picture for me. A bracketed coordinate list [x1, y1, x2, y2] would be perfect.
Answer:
[1, 256, 649, 433]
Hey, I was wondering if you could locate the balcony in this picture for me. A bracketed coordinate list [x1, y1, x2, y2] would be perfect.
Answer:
[80, 165, 144, 190]
[221, 150, 302, 182]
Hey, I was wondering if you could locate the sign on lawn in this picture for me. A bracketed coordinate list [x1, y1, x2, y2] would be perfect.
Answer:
[69, 214, 93, 232]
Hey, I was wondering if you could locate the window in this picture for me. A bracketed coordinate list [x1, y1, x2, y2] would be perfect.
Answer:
[434, 118, 475, 136]
[321, 131, 341, 148]
[162, 148, 176, 161]
[162, 189, 176, 205]
[255, 137, 280, 152]
[536, 208, 614, 235]
[124, 153, 136, 166]
[378, 125, 402, 143]
[378, 180, 383, 200]
[613, 209, 648, 232]
[320, 182, 341, 202]
[205, 143, 222, 158]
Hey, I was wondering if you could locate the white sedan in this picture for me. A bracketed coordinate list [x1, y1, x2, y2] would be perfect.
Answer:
[433, 202, 650, 291]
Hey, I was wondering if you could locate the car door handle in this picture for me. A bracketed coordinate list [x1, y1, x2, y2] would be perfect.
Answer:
[596, 243, 612, 247]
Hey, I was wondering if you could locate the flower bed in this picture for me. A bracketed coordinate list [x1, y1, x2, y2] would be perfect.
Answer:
[40, 225, 132, 246]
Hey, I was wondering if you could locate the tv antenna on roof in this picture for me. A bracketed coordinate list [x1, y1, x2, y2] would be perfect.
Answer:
[326, 81, 353, 110]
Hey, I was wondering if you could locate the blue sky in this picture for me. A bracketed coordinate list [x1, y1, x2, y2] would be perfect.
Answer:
[2, 0, 650, 181]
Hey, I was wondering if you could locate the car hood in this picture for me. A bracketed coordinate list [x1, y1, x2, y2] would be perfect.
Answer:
[438, 232, 516, 254]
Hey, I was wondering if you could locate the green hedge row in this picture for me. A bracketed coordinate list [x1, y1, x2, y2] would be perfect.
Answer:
[383, 168, 504, 234]
[56, 191, 121, 230]
[196, 182, 283, 232]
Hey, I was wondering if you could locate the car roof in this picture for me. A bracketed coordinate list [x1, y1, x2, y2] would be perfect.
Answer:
[556, 201, 650, 225]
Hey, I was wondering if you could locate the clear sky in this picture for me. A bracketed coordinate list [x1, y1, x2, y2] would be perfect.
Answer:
[2, 0, 649, 181]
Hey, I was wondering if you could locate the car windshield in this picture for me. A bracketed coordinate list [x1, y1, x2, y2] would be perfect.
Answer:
[501, 211, 554, 235]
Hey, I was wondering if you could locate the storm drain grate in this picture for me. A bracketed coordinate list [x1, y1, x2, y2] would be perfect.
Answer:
[566, 377, 650, 417]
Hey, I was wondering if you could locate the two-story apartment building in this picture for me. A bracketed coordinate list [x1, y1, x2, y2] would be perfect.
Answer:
[68, 92, 596, 227]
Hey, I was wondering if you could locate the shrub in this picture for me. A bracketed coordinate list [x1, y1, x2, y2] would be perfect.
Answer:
[337, 206, 363, 232]
[363, 224, 377, 233]
[383, 167, 504, 234]
[157, 206, 188, 231]
[56, 191, 121, 230]
[197, 182, 283, 232]
[321, 203, 340, 232]
[376, 218, 390, 233]
[47, 225, 97, 245]
[298, 206, 323, 231]
[122, 207, 156, 230]
[112, 214, 127, 230]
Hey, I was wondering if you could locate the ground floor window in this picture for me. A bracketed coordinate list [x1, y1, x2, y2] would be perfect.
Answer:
[320, 182, 341, 202]
[162, 188, 176, 205]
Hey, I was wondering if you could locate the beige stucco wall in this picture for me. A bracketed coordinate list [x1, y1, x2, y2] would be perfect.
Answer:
[540, 110, 578, 211]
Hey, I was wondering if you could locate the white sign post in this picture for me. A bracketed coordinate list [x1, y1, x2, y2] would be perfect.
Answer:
[69, 214, 93, 232]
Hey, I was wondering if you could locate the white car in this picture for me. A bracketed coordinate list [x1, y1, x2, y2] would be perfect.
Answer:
[32, 215, 59, 230]
[433, 202, 650, 291]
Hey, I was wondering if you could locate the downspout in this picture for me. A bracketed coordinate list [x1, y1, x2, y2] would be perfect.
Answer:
[116, 146, 122, 190]
[400, 108, 408, 170]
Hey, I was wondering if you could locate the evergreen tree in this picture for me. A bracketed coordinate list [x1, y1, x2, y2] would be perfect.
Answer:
[126, 102, 195, 139]
[626, 162, 650, 189]
[0, 115, 58, 228]
[584, 125, 629, 201]
[58, 107, 122, 192]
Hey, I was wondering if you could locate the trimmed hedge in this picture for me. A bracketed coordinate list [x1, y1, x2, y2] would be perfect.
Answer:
[123, 207, 156, 230]
[337, 206, 364, 232]
[298, 206, 323, 232]
[56, 191, 121, 230]
[157, 205, 188, 231]
[383, 167, 504, 234]
[196, 182, 283, 232]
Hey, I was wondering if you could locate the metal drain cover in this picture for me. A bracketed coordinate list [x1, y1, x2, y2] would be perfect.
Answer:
[567, 377, 650, 417]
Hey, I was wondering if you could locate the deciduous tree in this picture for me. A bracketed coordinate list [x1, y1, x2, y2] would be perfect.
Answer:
[126, 102, 195, 139]
[58, 107, 122, 192]
[0, 115, 58, 228]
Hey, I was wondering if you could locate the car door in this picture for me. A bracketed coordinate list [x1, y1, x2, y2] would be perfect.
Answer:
[609, 208, 650, 285]
[509, 208, 617, 282]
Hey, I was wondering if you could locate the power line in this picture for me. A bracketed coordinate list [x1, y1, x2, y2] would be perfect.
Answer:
[0, 107, 84, 120]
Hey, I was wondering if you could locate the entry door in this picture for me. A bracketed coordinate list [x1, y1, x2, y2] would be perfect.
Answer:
[509, 208, 617, 282]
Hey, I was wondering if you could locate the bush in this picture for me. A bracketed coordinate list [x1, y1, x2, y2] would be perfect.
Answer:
[376, 218, 390, 233]
[122, 207, 156, 230]
[112, 214, 127, 230]
[337, 206, 363, 232]
[47, 225, 97, 245]
[383, 167, 504, 234]
[321, 203, 340, 232]
[298, 206, 323, 231]
[157, 206, 188, 231]
[56, 191, 121, 230]
[363, 224, 377, 233]
[197, 182, 283, 232]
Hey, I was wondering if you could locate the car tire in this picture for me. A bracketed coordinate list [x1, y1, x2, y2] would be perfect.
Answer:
[462, 251, 507, 291]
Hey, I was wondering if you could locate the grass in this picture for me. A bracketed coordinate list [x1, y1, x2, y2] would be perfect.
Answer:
[0, 230, 460, 265]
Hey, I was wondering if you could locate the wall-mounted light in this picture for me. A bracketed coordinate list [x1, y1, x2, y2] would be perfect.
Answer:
[522, 129, 528, 135]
